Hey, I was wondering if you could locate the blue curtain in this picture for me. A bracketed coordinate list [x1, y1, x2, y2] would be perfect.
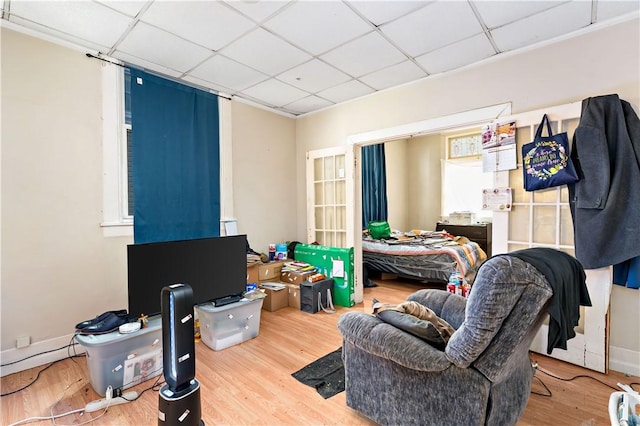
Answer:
[361, 144, 388, 228]
[130, 69, 220, 243]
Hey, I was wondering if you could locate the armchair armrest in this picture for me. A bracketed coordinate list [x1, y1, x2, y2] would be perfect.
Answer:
[338, 312, 453, 373]
[407, 289, 467, 329]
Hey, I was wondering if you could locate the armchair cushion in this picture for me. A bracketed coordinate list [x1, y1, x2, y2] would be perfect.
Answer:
[376, 309, 451, 350]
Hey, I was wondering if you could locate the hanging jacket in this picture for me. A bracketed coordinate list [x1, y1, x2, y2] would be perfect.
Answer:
[568, 94, 640, 269]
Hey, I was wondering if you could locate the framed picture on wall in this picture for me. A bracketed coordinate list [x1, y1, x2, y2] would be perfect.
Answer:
[447, 133, 482, 159]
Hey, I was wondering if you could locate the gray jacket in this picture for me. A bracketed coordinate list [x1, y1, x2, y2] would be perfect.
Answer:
[568, 94, 640, 269]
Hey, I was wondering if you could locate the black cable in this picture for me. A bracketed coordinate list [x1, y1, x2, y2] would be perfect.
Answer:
[0, 341, 81, 367]
[531, 375, 552, 397]
[537, 366, 620, 391]
[0, 361, 57, 397]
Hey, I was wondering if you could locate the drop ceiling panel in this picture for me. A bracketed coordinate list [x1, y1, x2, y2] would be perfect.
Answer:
[3, 0, 637, 116]
[223, 0, 289, 23]
[284, 95, 334, 115]
[9, 0, 132, 47]
[415, 33, 496, 74]
[190, 55, 268, 92]
[141, 1, 255, 50]
[242, 78, 309, 108]
[115, 22, 213, 73]
[381, 1, 483, 57]
[96, 0, 147, 17]
[264, 1, 372, 55]
[359, 60, 427, 91]
[316, 80, 375, 104]
[277, 59, 351, 93]
[471, 1, 563, 29]
[346, 1, 429, 26]
[491, 1, 593, 52]
[321, 31, 407, 78]
[221, 27, 311, 75]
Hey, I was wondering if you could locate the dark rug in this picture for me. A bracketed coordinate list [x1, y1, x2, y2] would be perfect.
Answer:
[292, 348, 344, 399]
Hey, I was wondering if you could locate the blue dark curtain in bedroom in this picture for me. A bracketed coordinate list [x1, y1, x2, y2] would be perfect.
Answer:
[361, 143, 388, 228]
[130, 68, 220, 244]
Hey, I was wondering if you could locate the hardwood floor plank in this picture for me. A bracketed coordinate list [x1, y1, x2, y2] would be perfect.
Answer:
[1, 279, 637, 425]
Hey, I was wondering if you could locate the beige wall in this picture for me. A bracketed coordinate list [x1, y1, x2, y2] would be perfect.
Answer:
[384, 140, 409, 231]
[295, 18, 640, 371]
[1, 29, 131, 353]
[231, 101, 297, 254]
[407, 134, 444, 230]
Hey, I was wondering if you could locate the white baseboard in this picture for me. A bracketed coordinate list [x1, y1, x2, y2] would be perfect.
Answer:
[609, 345, 640, 377]
[0, 333, 85, 378]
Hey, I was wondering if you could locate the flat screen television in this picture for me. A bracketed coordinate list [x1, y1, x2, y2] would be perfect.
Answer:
[127, 234, 247, 319]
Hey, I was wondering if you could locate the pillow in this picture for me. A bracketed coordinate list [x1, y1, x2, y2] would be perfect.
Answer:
[376, 308, 452, 351]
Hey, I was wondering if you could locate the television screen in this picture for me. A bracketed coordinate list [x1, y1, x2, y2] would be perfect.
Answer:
[127, 235, 247, 318]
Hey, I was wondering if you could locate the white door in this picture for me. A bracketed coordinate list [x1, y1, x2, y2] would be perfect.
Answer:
[492, 103, 610, 372]
[306, 146, 353, 248]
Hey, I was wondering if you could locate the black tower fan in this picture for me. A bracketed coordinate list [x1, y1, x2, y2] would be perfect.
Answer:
[158, 284, 204, 426]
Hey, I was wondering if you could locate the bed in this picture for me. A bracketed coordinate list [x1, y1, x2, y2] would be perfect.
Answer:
[362, 230, 487, 283]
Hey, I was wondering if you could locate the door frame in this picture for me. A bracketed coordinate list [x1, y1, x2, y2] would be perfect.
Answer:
[346, 103, 512, 304]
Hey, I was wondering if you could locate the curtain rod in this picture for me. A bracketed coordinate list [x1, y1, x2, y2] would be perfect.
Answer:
[85, 52, 232, 101]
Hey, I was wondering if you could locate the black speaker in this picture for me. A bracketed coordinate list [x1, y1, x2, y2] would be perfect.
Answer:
[161, 284, 196, 392]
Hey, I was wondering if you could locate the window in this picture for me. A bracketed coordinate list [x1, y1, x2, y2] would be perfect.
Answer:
[101, 62, 233, 237]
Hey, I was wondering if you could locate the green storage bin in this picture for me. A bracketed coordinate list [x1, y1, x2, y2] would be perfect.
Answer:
[294, 244, 355, 308]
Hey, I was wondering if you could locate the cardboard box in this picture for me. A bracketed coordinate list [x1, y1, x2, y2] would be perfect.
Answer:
[196, 298, 263, 351]
[258, 260, 287, 282]
[294, 244, 355, 307]
[260, 283, 289, 312]
[246, 264, 259, 283]
[287, 284, 301, 309]
[75, 316, 163, 396]
[280, 270, 314, 285]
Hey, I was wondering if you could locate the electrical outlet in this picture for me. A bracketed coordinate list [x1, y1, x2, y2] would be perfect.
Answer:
[16, 336, 30, 349]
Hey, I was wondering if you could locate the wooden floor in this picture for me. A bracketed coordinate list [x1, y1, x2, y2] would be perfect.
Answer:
[1, 278, 637, 426]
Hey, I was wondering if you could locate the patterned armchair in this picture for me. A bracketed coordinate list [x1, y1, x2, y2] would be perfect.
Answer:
[338, 250, 586, 426]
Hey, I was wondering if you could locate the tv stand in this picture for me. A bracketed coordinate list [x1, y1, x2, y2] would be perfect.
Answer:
[212, 294, 243, 307]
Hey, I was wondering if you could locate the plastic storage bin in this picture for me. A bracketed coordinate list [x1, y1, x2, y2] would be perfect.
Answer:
[196, 298, 263, 351]
[75, 316, 163, 396]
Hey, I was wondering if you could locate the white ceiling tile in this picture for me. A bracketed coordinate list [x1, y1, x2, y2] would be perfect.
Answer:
[181, 74, 234, 96]
[284, 95, 334, 115]
[264, 1, 372, 55]
[359, 60, 427, 91]
[472, 1, 562, 29]
[415, 33, 495, 74]
[277, 59, 351, 93]
[223, 0, 290, 23]
[381, 1, 483, 56]
[596, 0, 640, 22]
[116, 22, 213, 73]
[316, 80, 375, 104]
[8, 15, 110, 52]
[8, 0, 132, 47]
[321, 32, 407, 77]
[96, 0, 147, 17]
[189, 54, 268, 92]
[140, 1, 255, 50]
[346, 1, 429, 26]
[242, 78, 309, 107]
[491, 1, 593, 52]
[221, 27, 311, 75]
[110, 51, 183, 79]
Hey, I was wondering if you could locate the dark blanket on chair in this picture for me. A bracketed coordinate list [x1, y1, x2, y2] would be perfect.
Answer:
[505, 248, 592, 354]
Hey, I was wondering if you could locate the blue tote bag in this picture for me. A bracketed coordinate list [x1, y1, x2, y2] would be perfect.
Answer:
[522, 114, 579, 191]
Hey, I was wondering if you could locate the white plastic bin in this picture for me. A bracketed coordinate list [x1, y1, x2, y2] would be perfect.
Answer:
[196, 298, 263, 351]
[75, 316, 163, 396]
